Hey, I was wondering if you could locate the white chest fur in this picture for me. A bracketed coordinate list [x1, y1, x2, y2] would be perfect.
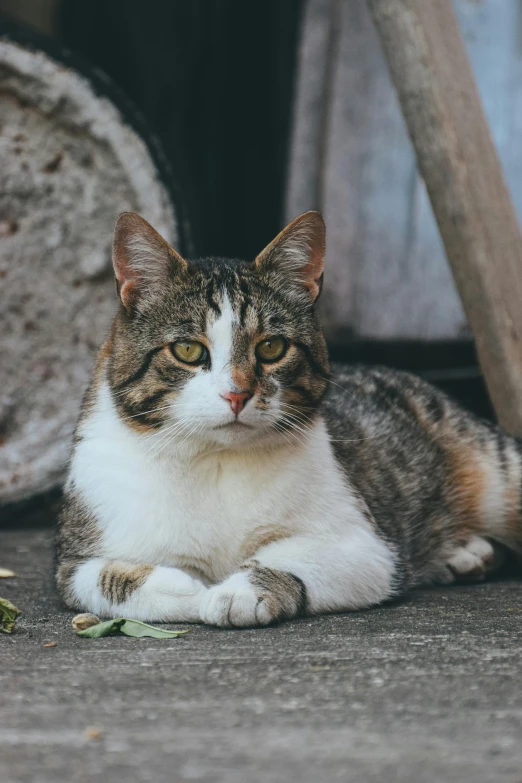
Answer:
[69, 382, 363, 584]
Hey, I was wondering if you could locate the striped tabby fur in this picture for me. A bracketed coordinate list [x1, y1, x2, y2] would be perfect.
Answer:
[56, 211, 521, 627]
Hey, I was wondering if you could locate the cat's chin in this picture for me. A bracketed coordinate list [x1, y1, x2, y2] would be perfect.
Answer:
[206, 423, 264, 447]
[212, 421, 254, 431]
[198, 422, 284, 450]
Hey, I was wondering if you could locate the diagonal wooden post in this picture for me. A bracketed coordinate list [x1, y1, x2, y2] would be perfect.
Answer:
[367, 0, 522, 435]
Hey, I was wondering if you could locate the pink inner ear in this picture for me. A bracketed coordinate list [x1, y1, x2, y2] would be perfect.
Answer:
[113, 236, 136, 285]
[117, 278, 138, 310]
[113, 234, 142, 310]
[302, 244, 325, 299]
[292, 215, 325, 300]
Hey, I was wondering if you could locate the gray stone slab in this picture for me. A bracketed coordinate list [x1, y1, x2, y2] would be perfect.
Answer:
[0, 39, 178, 504]
[1, 527, 521, 782]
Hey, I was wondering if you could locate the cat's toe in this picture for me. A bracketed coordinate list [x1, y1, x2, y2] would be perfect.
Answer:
[200, 573, 273, 628]
[199, 588, 233, 627]
[228, 590, 270, 627]
[446, 535, 506, 581]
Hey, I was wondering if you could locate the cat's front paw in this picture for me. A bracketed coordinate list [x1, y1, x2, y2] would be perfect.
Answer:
[200, 565, 306, 628]
[200, 572, 275, 627]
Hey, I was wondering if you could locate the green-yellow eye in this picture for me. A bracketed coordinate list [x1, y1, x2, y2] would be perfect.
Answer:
[170, 340, 207, 364]
[255, 336, 288, 363]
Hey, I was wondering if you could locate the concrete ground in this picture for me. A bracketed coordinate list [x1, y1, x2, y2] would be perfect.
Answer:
[1, 526, 521, 783]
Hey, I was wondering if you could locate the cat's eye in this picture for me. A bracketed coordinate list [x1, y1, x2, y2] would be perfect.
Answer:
[170, 340, 207, 365]
[255, 336, 288, 363]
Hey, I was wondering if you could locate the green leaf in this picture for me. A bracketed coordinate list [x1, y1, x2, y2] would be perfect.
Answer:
[76, 617, 190, 639]
[76, 618, 126, 638]
[119, 620, 190, 639]
[0, 597, 21, 634]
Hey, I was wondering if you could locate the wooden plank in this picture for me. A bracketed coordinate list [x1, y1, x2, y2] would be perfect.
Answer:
[368, 0, 522, 435]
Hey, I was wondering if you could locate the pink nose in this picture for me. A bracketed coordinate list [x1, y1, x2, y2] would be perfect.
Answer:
[221, 390, 252, 416]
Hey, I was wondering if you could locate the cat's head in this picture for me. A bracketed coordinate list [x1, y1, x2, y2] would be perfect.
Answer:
[106, 211, 330, 450]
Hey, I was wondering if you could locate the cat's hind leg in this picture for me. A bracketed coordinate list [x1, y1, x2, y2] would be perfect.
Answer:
[57, 558, 208, 622]
[200, 527, 398, 628]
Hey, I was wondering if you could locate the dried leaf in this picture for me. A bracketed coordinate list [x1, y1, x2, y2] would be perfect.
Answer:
[0, 568, 16, 578]
[86, 727, 103, 740]
[43, 641, 57, 648]
[76, 617, 190, 639]
[72, 613, 101, 631]
[0, 597, 21, 633]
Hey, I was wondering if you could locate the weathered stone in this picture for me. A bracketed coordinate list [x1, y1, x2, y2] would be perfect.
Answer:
[0, 39, 180, 503]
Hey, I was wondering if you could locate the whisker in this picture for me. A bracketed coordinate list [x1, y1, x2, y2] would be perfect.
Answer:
[144, 430, 180, 461]
[278, 421, 312, 442]
[119, 403, 176, 421]
[278, 410, 313, 431]
[271, 420, 310, 451]
[279, 409, 313, 424]
[109, 386, 179, 402]
[147, 431, 185, 462]
[278, 410, 313, 429]
[320, 376, 359, 404]
[283, 382, 393, 444]
[279, 401, 314, 415]
[328, 435, 390, 443]
[280, 408, 390, 447]
[143, 421, 186, 460]
[173, 419, 204, 454]
[265, 410, 312, 450]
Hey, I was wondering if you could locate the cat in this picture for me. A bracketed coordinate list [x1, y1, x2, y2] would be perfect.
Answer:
[56, 210, 521, 627]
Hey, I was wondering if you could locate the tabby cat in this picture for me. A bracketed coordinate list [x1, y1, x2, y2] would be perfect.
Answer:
[56, 211, 521, 627]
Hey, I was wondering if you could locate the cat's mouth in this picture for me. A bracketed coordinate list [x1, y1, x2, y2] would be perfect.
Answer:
[213, 421, 254, 430]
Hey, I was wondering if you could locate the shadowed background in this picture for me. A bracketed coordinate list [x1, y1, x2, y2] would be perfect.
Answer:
[4, 0, 522, 508]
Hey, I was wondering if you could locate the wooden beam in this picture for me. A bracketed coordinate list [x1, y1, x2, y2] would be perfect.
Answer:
[367, 0, 522, 435]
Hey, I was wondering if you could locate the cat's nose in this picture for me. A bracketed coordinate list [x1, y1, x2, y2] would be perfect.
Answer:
[220, 390, 252, 416]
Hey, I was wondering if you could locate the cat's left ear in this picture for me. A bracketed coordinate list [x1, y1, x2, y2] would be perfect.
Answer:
[254, 211, 326, 301]
[112, 212, 187, 311]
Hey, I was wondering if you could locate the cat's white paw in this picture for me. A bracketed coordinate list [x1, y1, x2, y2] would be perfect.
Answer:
[446, 535, 502, 581]
[200, 572, 274, 628]
[430, 535, 506, 585]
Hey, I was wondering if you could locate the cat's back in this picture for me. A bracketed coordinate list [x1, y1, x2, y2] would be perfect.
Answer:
[320, 364, 510, 565]
[322, 363, 454, 442]
[322, 362, 498, 473]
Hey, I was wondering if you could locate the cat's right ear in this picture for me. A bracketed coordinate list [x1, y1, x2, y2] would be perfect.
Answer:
[112, 213, 187, 311]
